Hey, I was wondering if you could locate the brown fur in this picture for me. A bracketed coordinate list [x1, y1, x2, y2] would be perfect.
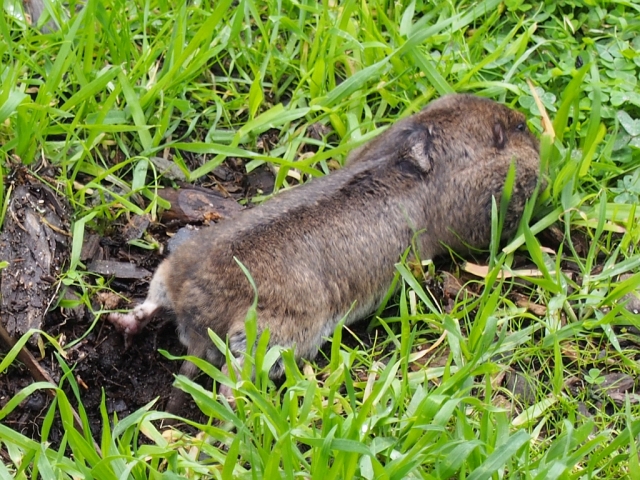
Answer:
[108, 94, 540, 410]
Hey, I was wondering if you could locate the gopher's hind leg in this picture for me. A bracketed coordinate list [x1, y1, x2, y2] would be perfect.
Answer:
[107, 261, 173, 344]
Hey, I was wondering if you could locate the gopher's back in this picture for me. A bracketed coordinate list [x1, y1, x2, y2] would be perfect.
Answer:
[165, 152, 435, 357]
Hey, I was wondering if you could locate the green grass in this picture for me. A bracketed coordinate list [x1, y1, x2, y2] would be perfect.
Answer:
[2, 0, 640, 478]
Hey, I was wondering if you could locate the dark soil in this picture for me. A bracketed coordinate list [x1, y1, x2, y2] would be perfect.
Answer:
[0, 159, 276, 444]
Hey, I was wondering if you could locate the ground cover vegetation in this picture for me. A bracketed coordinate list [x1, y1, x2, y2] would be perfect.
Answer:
[0, 0, 639, 478]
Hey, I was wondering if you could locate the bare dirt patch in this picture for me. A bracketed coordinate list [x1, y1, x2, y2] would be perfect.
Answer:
[0, 159, 274, 443]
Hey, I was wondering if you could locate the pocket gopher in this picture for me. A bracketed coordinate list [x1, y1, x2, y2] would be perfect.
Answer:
[108, 94, 540, 408]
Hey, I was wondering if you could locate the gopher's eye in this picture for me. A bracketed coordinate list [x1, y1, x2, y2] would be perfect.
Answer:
[516, 122, 526, 132]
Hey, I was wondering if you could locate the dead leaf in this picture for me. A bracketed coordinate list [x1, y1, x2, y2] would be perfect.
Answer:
[158, 185, 242, 225]
[512, 292, 547, 316]
[442, 271, 464, 298]
[527, 79, 555, 140]
[97, 291, 126, 311]
[462, 262, 546, 279]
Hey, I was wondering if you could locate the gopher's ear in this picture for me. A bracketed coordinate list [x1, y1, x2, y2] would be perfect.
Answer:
[408, 142, 432, 172]
[347, 119, 416, 165]
[406, 129, 434, 173]
[493, 120, 506, 149]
